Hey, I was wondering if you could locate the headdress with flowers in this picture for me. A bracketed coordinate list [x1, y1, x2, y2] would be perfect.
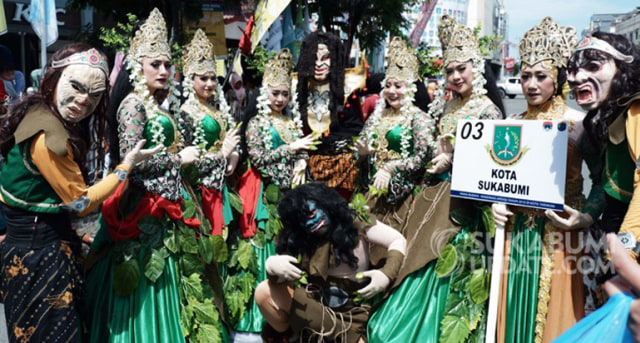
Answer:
[256, 48, 303, 151]
[125, 8, 181, 149]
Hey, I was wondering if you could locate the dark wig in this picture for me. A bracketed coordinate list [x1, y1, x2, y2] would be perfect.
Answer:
[568, 31, 640, 145]
[276, 183, 359, 269]
[0, 42, 110, 181]
[296, 31, 345, 132]
[482, 62, 506, 117]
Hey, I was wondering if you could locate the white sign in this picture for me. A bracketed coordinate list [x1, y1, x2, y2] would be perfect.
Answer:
[450, 119, 568, 210]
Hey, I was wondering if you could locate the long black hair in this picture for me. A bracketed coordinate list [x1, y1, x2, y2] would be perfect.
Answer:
[296, 31, 345, 132]
[482, 62, 506, 117]
[276, 183, 359, 269]
[0, 42, 110, 181]
[568, 31, 640, 145]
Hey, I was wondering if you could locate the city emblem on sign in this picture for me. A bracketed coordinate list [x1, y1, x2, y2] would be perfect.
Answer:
[486, 124, 529, 166]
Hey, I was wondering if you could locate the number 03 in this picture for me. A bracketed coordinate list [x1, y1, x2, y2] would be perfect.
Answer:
[460, 122, 484, 140]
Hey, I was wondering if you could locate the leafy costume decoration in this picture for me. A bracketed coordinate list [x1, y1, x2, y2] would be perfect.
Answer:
[85, 9, 229, 343]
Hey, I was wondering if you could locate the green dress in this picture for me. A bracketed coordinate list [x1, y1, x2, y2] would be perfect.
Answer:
[86, 94, 230, 343]
[368, 95, 502, 342]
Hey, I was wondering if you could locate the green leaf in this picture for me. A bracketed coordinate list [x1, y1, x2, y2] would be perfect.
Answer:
[238, 273, 257, 302]
[265, 184, 281, 204]
[443, 292, 467, 318]
[481, 205, 496, 238]
[224, 290, 246, 324]
[194, 323, 221, 343]
[180, 303, 192, 337]
[252, 231, 266, 249]
[144, 248, 166, 282]
[450, 208, 472, 226]
[449, 270, 472, 292]
[439, 314, 471, 343]
[138, 216, 162, 234]
[436, 244, 458, 278]
[182, 273, 204, 300]
[469, 268, 490, 304]
[178, 226, 198, 254]
[198, 237, 213, 264]
[182, 200, 197, 219]
[237, 240, 254, 270]
[210, 235, 228, 263]
[113, 259, 141, 297]
[192, 298, 219, 323]
[181, 253, 204, 276]
[228, 192, 244, 214]
[164, 230, 178, 254]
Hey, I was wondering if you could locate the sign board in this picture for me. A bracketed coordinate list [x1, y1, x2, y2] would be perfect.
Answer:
[184, 2, 227, 58]
[450, 119, 568, 210]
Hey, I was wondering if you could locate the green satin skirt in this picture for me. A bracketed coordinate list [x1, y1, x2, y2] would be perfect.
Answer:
[367, 259, 451, 343]
[503, 213, 544, 343]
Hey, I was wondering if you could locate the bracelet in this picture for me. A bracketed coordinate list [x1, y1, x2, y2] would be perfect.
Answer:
[114, 168, 128, 182]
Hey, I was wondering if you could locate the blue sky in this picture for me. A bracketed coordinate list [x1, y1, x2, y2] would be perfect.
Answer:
[503, 0, 639, 58]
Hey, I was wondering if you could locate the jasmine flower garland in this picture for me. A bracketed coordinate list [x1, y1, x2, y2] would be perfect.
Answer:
[256, 84, 303, 152]
[426, 56, 488, 152]
[127, 57, 181, 150]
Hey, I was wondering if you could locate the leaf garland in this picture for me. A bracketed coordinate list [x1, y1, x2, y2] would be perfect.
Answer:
[436, 213, 491, 343]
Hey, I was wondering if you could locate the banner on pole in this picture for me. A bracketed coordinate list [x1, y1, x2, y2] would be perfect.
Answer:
[29, 0, 58, 47]
[251, 0, 291, 52]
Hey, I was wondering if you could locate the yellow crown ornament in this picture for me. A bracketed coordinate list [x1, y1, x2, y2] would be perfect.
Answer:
[182, 29, 216, 78]
[386, 37, 420, 83]
[438, 15, 482, 65]
[262, 48, 293, 88]
[129, 8, 171, 60]
[520, 17, 577, 69]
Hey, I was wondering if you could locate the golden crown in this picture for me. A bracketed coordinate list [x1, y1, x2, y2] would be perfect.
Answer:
[520, 17, 577, 69]
[262, 48, 293, 88]
[438, 15, 481, 65]
[386, 37, 419, 83]
[129, 8, 171, 60]
[182, 29, 216, 77]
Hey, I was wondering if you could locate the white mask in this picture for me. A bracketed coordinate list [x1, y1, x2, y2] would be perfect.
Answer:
[55, 64, 106, 122]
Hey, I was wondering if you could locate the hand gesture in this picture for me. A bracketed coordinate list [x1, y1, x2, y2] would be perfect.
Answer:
[357, 270, 390, 299]
[289, 134, 318, 152]
[373, 168, 391, 191]
[226, 151, 240, 176]
[435, 133, 454, 156]
[179, 146, 200, 166]
[492, 203, 513, 227]
[292, 159, 307, 187]
[545, 205, 593, 230]
[265, 255, 302, 282]
[426, 152, 452, 174]
[221, 128, 240, 159]
[354, 138, 373, 157]
[121, 140, 163, 168]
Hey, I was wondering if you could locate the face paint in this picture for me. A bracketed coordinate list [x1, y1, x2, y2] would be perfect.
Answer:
[521, 62, 555, 106]
[55, 64, 106, 123]
[302, 201, 330, 236]
[567, 54, 617, 111]
[314, 43, 331, 83]
[193, 71, 217, 101]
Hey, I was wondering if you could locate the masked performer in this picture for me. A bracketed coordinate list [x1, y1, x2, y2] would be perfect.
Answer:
[567, 32, 640, 248]
[296, 31, 383, 199]
[490, 17, 605, 343]
[368, 15, 504, 343]
[255, 182, 406, 343]
[231, 48, 316, 337]
[179, 29, 239, 237]
[85, 9, 228, 343]
[0, 43, 155, 342]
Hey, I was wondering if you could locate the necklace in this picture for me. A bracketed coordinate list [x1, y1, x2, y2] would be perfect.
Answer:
[268, 111, 299, 143]
[524, 95, 568, 120]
